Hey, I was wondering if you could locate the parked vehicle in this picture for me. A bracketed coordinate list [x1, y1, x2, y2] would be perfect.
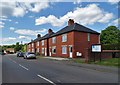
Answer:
[0, 52, 5, 55]
[17, 52, 24, 57]
[24, 52, 36, 59]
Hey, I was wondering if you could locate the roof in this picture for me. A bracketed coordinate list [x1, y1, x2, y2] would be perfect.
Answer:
[51, 23, 100, 37]
[27, 32, 54, 44]
[27, 23, 99, 44]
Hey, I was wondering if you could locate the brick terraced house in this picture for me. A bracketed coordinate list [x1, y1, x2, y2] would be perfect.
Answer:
[27, 19, 100, 58]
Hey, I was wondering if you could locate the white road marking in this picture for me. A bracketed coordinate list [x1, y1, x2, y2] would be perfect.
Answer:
[19, 64, 29, 71]
[37, 74, 56, 85]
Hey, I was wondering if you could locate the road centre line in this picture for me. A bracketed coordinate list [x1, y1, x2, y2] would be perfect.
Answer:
[19, 64, 29, 71]
[37, 74, 56, 85]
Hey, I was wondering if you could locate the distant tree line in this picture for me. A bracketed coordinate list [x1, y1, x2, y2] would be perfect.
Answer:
[0, 42, 27, 53]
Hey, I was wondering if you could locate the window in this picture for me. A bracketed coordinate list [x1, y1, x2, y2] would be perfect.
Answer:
[37, 41, 39, 46]
[29, 44, 31, 48]
[52, 37, 56, 44]
[42, 40, 44, 46]
[32, 43, 34, 47]
[37, 48, 39, 52]
[62, 34, 67, 42]
[62, 46, 67, 54]
[88, 33, 90, 41]
[32, 49, 34, 52]
[42, 48, 44, 54]
[52, 46, 56, 54]
[29, 49, 30, 52]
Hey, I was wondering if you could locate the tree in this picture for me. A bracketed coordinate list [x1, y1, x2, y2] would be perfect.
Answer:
[14, 42, 22, 52]
[100, 26, 120, 44]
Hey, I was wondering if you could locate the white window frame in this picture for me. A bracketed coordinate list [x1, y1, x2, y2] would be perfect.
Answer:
[88, 33, 90, 41]
[32, 48, 34, 52]
[62, 34, 67, 42]
[37, 48, 39, 52]
[42, 48, 44, 54]
[42, 40, 44, 46]
[29, 44, 30, 48]
[52, 46, 56, 54]
[32, 43, 34, 47]
[62, 45, 67, 54]
[52, 37, 56, 44]
[37, 41, 39, 46]
[29, 49, 30, 52]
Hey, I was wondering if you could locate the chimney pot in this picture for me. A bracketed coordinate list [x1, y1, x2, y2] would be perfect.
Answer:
[48, 29, 53, 34]
[37, 34, 41, 38]
[68, 19, 74, 26]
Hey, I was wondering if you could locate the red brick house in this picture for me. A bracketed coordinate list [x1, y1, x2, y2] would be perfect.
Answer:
[27, 19, 100, 58]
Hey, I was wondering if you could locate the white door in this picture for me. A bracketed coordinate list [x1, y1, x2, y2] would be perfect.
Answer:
[45, 48, 47, 56]
[69, 46, 72, 58]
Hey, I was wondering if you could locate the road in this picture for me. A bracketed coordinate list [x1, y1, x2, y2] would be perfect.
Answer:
[2, 54, 118, 84]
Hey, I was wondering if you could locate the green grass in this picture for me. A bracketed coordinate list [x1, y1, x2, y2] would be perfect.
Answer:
[73, 58, 120, 67]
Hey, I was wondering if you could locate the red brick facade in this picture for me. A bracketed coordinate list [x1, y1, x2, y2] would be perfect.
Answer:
[27, 19, 100, 58]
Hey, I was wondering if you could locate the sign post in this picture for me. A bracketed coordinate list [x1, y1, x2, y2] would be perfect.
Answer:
[91, 44, 102, 62]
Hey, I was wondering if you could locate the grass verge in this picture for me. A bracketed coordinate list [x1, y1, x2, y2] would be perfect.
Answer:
[73, 58, 120, 67]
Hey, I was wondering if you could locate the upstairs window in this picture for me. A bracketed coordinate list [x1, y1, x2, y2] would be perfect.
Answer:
[88, 33, 90, 41]
[52, 37, 56, 44]
[42, 40, 44, 46]
[32, 43, 34, 47]
[62, 34, 67, 42]
[52, 46, 56, 54]
[29, 44, 30, 48]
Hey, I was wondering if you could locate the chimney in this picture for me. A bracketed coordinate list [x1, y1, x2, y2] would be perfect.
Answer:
[31, 39, 33, 42]
[37, 34, 41, 38]
[48, 29, 53, 34]
[68, 19, 74, 26]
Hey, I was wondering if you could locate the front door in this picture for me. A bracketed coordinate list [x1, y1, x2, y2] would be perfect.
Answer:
[69, 46, 72, 58]
[49, 47, 51, 56]
[45, 48, 47, 56]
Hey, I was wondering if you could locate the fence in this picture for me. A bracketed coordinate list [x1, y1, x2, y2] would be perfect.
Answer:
[85, 49, 120, 62]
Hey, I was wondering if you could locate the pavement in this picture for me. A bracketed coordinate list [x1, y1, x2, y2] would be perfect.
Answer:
[2, 54, 119, 84]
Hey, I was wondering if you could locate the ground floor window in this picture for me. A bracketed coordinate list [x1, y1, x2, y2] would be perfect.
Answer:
[52, 46, 56, 54]
[62, 46, 67, 54]
[37, 48, 39, 52]
[29, 49, 30, 52]
[32, 49, 34, 52]
[42, 48, 44, 54]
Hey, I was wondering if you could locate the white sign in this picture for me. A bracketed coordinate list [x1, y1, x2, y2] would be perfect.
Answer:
[92, 45, 101, 52]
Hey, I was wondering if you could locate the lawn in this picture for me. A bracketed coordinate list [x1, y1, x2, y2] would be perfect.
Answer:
[73, 58, 120, 67]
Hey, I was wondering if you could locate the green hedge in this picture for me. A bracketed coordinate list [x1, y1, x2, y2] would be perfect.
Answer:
[102, 43, 120, 50]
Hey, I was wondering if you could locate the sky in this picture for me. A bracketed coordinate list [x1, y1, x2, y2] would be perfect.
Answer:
[0, 0, 120, 45]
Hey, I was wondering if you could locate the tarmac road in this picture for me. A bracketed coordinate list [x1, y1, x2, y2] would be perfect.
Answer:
[2, 54, 118, 84]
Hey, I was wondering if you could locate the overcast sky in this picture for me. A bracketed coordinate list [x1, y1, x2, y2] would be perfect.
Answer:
[0, 0, 119, 45]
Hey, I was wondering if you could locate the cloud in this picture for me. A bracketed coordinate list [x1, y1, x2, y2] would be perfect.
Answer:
[0, 21, 5, 29]
[1, 2, 50, 17]
[108, 18, 120, 26]
[10, 27, 15, 31]
[35, 4, 113, 27]
[14, 28, 47, 36]
[73, 0, 82, 4]
[30, 2, 49, 12]
[15, 22, 18, 24]
[35, 15, 64, 26]
[18, 35, 31, 40]
[1, 37, 16, 42]
[108, 0, 119, 4]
